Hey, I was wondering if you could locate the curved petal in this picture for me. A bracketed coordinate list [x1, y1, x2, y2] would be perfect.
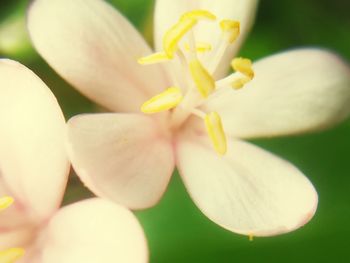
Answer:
[176, 132, 318, 236]
[40, 198, 148, 263]
[205, 49, 350, 138]
[28, 0, 170, 112]
[154, 0, 258, 77]
[0, 59, 69, 222]
[0, 226, 36, 249]
[67, 113, 175, 209]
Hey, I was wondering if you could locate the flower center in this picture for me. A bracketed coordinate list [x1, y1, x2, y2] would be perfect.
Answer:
[138, 10, 254, 155]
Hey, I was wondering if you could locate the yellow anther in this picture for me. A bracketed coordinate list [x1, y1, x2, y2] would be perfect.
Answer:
[180, 10, 216, 22]
[220, 19, 240, 43]
[231, 57, 254, 89]
[138, 52, 170, 65]
[231, 77, 251, 90]
[0, 196, 14, 212]
[141, 87, 183, 114]
[0, 248, 25, 263]
[184, 42, 212, 53]
[231, 57, 254, 79]
[249, 234, 254, 241]
[189, 59, 215, 98]
[204, 112, 227, 155]
[163, 18, 197, 58]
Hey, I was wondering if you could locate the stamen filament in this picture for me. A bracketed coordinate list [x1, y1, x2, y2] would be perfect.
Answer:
[141, 87, 183, 114]
[191, 108, 206, 119]
[0, 248, 25, 263]
[207, 20, 240, 74]
[206, 39, 228, 73]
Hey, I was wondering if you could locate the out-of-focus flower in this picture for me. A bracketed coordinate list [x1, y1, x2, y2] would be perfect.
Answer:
[28, 0, 350, 237]
[0, 13, 33, 59]
[0, 59, 147, 263]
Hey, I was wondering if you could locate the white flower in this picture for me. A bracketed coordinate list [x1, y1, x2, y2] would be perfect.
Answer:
[28, 0, 350, 237]
[0, 59, 147, 263]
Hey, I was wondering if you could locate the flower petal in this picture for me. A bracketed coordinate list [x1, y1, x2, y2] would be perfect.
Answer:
[67, 113, 175, 209]
[40, 198, 148, 263]
[154, 0, 258, 77]
[205, 49, 350, 138]
[0, 59, 68, 221]
[176, 132, 318, 236]
[28, 0, 170, 112]
[0, 227, 36, 249]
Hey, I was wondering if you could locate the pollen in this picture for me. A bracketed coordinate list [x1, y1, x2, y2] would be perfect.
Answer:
[231, 78, 251, 89]
[138, 52, 170, 65]
[232, 57, 254, 79]
[204, 112, 227, 155]
[220, 19, 240, 43]
[189, 59, 215, 98]
[180, 10, 216, 21]
[163, 18, 197, 58]
[141, 87, 183, 114]
[231, 57, 254, 89]
[0, 196, 14, 212]
[249, 234, 254, 241]
[0, 248, 25, 263]
[184, 42, 212, 53]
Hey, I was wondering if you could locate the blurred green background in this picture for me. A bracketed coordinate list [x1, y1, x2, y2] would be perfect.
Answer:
[1, 0, 350, 262]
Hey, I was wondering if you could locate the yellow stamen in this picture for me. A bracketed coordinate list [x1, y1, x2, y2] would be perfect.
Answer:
[249, 234, 254, 241]
[180, 10, 216, 21]
[141, 87, 183, 114]
[204, 112, 227, 155]
[231, 77, 251, 90]
[231, 57, 254, 79]
[0, 196, 13, 212]
[220, 19, 240, 43]
[184, 42, 212, 53]
[0, 248, 25, 263]
[163, 18, 197, 58]
[138, 52, 170, 65]
[189, 59, 215, 98]
[231, 57, 254, 89]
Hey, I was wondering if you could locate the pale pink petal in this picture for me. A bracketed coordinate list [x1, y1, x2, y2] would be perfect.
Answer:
[67, 113, 175, 209]
[205, 49, 350, 138]
[176, 131, 318, 236]
[39, 198, 148, 263]
[0, 59, 69, 221]
[28, 0, 170, 112]
[0, 227, 36, 249]
[154, 0, 258, 77]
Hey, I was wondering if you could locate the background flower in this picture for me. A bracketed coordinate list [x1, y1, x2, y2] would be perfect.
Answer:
[1, 0, 349, 262]
[0, 59, 147, 263]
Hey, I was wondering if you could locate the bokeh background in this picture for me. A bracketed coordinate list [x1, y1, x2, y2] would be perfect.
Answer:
[1, 0, 350, 262]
